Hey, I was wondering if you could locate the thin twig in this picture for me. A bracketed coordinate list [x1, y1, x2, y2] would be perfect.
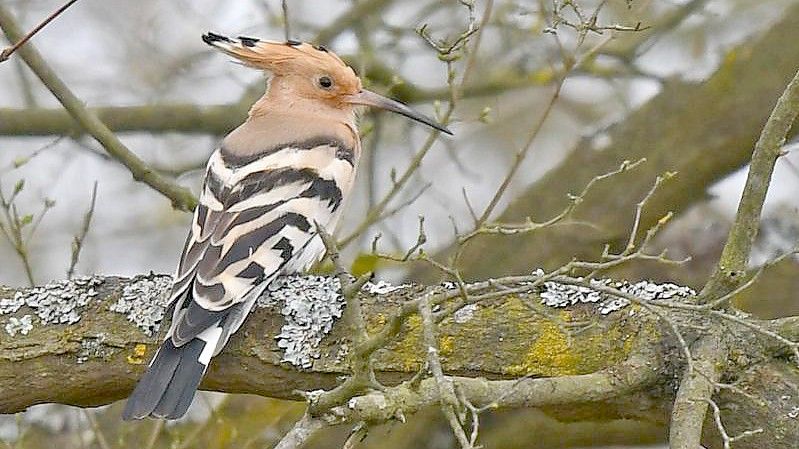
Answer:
[67, 182, 97, 279]
[0, 0, 80, 63]
[342, 423, 368, 449]
[337, 0, 492, 248]
[419, 295, 474, 449]
[272, 414, 326, 449]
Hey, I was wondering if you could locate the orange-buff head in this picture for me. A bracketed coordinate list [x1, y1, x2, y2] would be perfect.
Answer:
[203, 32, 451, 135]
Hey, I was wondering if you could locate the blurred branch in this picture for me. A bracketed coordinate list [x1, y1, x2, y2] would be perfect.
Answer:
[0, 0, 79, 63]
[0, 103, 249, 136]
[0, 67, 567, 137]
[0, 5, 197, 212]
[315, 0, 393, 45]
[281, 0, 291, 41]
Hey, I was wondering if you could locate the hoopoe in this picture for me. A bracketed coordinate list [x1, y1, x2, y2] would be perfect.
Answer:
[122, 32, 450, 420]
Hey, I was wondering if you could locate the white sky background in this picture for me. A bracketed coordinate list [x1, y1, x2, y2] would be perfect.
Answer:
[0, 0, 797, 287]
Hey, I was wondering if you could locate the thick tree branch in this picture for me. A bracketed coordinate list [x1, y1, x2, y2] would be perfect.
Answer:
[0, 275, 656, 413]
[0, 5, 197, 211]
[0, 275, 796, 448]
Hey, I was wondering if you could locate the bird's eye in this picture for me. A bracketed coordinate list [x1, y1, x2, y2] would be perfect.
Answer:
[318, 76, 334, 89]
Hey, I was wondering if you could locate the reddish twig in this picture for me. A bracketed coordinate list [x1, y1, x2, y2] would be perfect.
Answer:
[0, 0, 80, 63]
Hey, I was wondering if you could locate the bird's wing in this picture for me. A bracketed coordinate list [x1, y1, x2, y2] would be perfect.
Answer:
[166, 136, 356, 347]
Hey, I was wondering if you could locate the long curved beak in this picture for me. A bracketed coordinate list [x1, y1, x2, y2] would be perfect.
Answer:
[346, 90, 452, 135]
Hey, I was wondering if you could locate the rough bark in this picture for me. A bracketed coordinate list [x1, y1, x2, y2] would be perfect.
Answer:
[0, 275, 796, 448]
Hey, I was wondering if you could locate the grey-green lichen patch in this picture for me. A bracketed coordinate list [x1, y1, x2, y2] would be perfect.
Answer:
[77, 333, 111, 363]
[4, 314, 33, 336]
[1, 276, 105, 335]
[453, 304, 479, 324]
[363, 280, 409, 295]
[256, 275, 413, 368]
[258, 275, 345, 368]
[108, 274, 172, 336]
[534, 269, 695, 314]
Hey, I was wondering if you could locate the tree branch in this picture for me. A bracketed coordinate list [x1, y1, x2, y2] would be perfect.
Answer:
[668, 331, 726, 448]
[0, 67, 560, 137]
[702, 65, 799, 297]
[0, 275, 796, 448]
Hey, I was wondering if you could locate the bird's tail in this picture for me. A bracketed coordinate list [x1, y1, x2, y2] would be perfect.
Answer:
[122, 326, 222, 420]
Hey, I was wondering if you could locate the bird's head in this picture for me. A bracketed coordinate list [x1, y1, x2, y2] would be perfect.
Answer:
[203, 32, 451, 134]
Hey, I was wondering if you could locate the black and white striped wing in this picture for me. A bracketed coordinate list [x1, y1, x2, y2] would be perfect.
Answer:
[166, 141, 354, 346]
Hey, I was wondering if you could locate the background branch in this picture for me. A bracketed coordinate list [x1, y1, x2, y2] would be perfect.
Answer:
[0, 5, 197, 211]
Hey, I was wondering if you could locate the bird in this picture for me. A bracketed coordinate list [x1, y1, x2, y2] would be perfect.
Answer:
[122, 32, 451, 420]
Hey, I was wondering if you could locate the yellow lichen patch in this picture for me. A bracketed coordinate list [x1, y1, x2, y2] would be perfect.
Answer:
[508, 320, 577, 377]
[126, 344, 148, 364]
[364, 313, 387, 336]
[505, 304, 644, 377]
[439, 335, 455, 357]
[379, 315, 425, 371]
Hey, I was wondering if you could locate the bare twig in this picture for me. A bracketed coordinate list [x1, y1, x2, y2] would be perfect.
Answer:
[0, 0, 80, 63]
[419, 295, 474, 449]
[0, 175, 54, 286]
[67, 182, 97, 279]
[705, 398, 763, 449]
[337, 0, 492, 248]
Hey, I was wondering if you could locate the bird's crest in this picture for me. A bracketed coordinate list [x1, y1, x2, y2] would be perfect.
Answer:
[202, 32, 358, 87]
